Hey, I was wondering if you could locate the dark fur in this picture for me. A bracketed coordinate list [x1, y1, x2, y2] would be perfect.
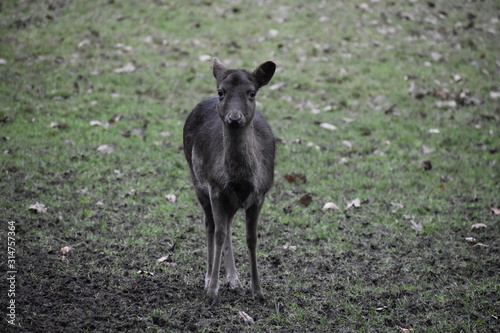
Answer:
[183, 59, 276, 302]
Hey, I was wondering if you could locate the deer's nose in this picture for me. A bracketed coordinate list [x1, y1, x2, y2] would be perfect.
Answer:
[225, 112, 244, 126]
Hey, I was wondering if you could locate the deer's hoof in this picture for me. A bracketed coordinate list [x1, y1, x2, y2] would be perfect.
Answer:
[253, 290, 265, 302]
[207, 292, 218, 306]
[207, 287, 219, 304]
[228, 278, 243, 291]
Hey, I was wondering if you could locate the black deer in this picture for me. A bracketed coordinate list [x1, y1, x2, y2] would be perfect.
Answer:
[183, 58, 276, 304]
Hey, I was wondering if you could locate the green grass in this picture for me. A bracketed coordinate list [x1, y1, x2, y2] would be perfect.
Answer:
[1, 0, 500, 332]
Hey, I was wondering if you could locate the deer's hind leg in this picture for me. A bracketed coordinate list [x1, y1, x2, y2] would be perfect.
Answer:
[246, 202, 265, 300]
[197, 190, 215, 290]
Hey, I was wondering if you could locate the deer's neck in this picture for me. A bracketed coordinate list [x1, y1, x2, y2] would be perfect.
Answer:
[222, 125, 257, 180]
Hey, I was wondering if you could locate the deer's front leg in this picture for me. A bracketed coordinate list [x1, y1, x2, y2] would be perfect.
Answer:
[208, 191, 237, 304]
[204, 213, 215, 290]
[246, 202, 265, 300]
[224, 224, 243, 291]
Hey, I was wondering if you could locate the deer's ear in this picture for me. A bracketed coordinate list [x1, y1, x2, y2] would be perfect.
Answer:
[213, 58, 227, 81]
[253, 61, 276, 88]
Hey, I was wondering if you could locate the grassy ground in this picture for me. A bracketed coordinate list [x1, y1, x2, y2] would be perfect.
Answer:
[1, 0, 499, 332]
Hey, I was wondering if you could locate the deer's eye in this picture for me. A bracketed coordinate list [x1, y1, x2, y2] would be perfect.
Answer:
[248, 90, 257, 99]
[217, 89, 224, 97]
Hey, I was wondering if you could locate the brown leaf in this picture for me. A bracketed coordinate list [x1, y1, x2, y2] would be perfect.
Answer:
[434, 90, 448, 99]
[298, 194, 312, 207]
[283, 173, 307, 183]
[108, 114, 123, 124]
[490, 207, 500, 215]
[399, 326, 412, 333]
[422, 160, 432, 171]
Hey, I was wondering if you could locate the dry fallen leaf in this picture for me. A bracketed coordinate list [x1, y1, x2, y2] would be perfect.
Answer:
[125, 188, 136, 197]
[342, 140, 353, 149]
[283, 244, 297, 251]
[159, 131, 171, 137]
[108, 114, 123, 124]
[29, 202, 47, 214]
[319, 122, 337, 131]
[60, 246, 73, 255]
[90, 120, 109, 128]
[298, 194, 313, 207]
[465, 237, 477, 245]
[283, 173, 307, 183]
[465, 237, 489, 247]
[490, 207, 500, 215]
[268, 29, 279, 38]
[422, 144, 435, 154]
[390, 202, 403, 213]
[165, 194, 176, 203]
[322, 202, 340, 211]
[409, 220, 423, 231]
[238, 311, 254, 324]
[199, 55, 211, 62]
[470, 223, 487, 230]
[422, 160, 432, 171]
[97, 144, 114, 154]
[157, 255, 177, 267]
[306, 142, 321, 150]
[346, 198, 361, 210]
[269, 82, 286, 91]
[156, 255, 169, 264]
[77, 39, 90, 48]
[113, 62, 136, 73]
[435, 100, 457, 109]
